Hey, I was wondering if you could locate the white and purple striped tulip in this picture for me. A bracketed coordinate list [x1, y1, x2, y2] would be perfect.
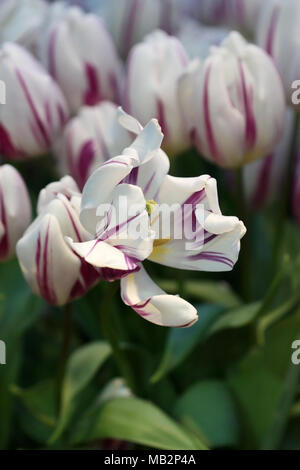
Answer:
[94, 0, 179, 58]
[0, 42, 69, 160]
[71, 110, 246, 328]
[55, 101, 133, 190]
[0, 164, 32, 261]
[243, 108, 294, 208]
[179, 31, 285, 168]
[0, 0, 48, 50]
[39, 4, 123, 113]
[16, 176, 102, 306]
[256, 0, 300, 105]
[123, 30, 189, 156]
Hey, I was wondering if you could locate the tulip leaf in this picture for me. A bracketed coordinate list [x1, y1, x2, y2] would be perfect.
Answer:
[175, 380, 240, 448]
[49, 341, 111, 444]
[0, 259, 44, 448]
[71, 396, 207, 450]
[207, 302, 261, 336]
[151, 304, 225, 383]
[158, 279, 242, 308]
[11, 379, 57, 444]
[227, 348, 283, 447]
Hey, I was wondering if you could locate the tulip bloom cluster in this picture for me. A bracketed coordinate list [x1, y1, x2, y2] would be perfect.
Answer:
[17, 110, 246, 327]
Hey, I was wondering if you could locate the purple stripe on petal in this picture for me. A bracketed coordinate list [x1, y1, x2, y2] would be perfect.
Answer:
[265, 6, 280, 56]
[239, 61, 256, 150]
[16, 69, 51, 148]
[203, 65, 221, 163]
[157, 99, 168, 139]
[84, 63, 102, 106]
[0, 185, 9, 259]
[36, 221, 57, 305]
[78, 140, 95, 190]
[0, 123, 25, 159]
[143, 172, 155, 196]
[121, 0, 139, 56]
[188, 250, 234, 268]
[252, 154, 273, 208]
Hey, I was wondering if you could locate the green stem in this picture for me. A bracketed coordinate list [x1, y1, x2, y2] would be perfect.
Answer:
[272, 112, 300, 273]
[235, 167, 251, 301]
[99, 283, 137, 393]
[262, 351, 300, 450]
[56, 303, 73, 410]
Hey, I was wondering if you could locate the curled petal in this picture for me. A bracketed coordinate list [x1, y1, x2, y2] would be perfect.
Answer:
[121, 266, 198, 328]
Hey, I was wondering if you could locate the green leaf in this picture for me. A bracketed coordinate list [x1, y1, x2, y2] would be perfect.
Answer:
[71, 396, 207, 450]
[0, 259, 43, 448]
[49, 341, 111, 443]
[208, 302, 261, 336]
[11, 379, 57, 443]
[158, 280, 241, 308]
[175, 380, 240, 448]
[151, 304, 225, 383]
[227, 349, 283, 447]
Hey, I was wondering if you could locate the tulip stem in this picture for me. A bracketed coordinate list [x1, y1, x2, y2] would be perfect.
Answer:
[99, 283, 137, 394]
[235, 167, 251, 301]
[56, 303, 73, 410]
[272, 112, 300, 273]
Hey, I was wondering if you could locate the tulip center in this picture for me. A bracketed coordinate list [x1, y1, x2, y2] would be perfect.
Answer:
[146, 199, 157, 215]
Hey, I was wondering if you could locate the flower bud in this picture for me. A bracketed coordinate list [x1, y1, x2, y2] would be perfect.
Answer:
[0, 0, 48, 50]
[0, 42, 69, 160]
[0, 164, 32, 261]
[16, 176, 101, 306]
[39, 4, 122, 112]
[123, 30, 189, 156]
[256, 0, 300, 106]
[56, 102, 132, 189]
[179, 31, 285, 168]
[94, 0, 179, 57]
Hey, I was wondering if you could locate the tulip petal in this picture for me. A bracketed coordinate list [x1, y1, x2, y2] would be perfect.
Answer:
[67, 237, 137, 272]
[17, 214, 81, 306]
[121, 266, 198, 327]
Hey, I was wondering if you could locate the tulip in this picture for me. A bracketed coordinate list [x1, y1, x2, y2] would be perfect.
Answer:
[39, 4, 122, 112]
[179, 31, 285, 168]
[177, 19, 229, 60]
[16, 176, 101, 306]
[68, 109, 246, 328]
[56, 101, 132, 190]
[123, 30, 189, 156]
[243, 109, 294, 208]
[0, 42, 69, 160]
[93, 0, 179, 57]
[0, 0, 48, 50]
[0, 164, 32, 261]
[256, 0, 300, 105]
